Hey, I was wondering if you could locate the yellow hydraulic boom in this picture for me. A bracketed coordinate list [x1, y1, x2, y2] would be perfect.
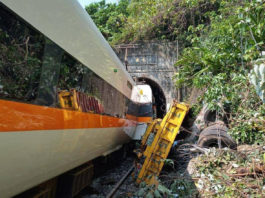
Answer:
[135, 101, 189, 185]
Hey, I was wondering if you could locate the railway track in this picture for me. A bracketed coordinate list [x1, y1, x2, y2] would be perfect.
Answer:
[77, 157, 137, 198]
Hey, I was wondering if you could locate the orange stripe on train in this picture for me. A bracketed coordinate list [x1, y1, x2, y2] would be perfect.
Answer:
[0, 99, 137, 132]
[137, 117, 152, 123]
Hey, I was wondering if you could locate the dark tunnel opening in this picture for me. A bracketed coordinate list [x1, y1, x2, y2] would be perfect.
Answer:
[137, 77, 166, 118]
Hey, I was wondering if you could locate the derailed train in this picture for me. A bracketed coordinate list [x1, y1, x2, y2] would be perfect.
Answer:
[0, 0, 153, 197]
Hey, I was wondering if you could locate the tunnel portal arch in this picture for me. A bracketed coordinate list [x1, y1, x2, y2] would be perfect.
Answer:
[115, 42, 180, 116]
[137, 77, 166, 118]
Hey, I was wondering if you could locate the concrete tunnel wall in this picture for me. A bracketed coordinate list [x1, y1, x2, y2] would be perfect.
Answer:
[114, 41, 186, 114]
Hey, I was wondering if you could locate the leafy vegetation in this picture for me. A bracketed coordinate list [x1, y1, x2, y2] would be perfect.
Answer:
[117, 0, 220, 43]
[133, 144, 265, 198]
[190, 146, 265, 197]
[175, 0, 265, 144]
[86, 0, 130, 43]
[86, 0, 221, 44]
[0, 8, 44, 101]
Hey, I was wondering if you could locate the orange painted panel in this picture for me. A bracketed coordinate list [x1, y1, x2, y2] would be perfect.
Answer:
[137, 117, 152, 123]
[0, 99, 137, 132]
[125, 114, 137, 121]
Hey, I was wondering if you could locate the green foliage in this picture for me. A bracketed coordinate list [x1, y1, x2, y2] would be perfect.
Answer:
[190, 100, 203, 118]
[115, 0, 221, 43]
[162, 159, 175, 169]
[175, 0, 265, 144]
[170, 178, 198, 197]
[0, 14, 44, 100]
[229, 103, 265, 144]
[86, 0, 222, 44]
[86, 0, 129, 43]
[134, 182, 173, 198]
[191, 147, 265, 197]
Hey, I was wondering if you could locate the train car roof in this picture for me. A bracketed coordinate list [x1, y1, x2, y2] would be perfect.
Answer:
[1, 0, 135, 98]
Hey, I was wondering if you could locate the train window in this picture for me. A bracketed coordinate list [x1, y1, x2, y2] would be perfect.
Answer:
[58, 57, 84, 92]
[0, 5, 62, 106]
[0, 5, 83, 107]
[0, 5, 45, 103]
[36, 40, 63, 106]
[0, 3, 130, 118]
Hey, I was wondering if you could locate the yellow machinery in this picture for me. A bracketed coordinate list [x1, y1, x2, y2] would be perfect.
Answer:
[58, 89, 81, 111]
[135, 101, 189, 185]
[58, 89, 103, 114]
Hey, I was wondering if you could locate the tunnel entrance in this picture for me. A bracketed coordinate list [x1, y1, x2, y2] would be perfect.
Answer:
[137, 77, 166, 118]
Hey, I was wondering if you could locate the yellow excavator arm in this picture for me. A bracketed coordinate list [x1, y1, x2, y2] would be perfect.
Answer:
[135, 101, 189, 185]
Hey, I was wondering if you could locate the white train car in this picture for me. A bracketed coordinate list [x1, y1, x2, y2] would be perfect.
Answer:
[0, 0, 152, 197]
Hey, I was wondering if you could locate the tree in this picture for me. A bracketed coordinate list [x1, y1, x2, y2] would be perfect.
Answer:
[86, 0, 130, 43]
